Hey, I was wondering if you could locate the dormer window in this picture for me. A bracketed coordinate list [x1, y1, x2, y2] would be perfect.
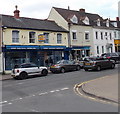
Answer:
[97, 19, 100, 26]
[106, 20, 109, 27]
[70, 15, 78, 24]
[83, 17, 89, 25]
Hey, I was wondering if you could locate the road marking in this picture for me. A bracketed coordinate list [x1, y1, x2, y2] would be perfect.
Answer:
[61, 87, 69, 90]
[2, 87, 70, 107]
[50, 90, 55, 93]
[39, 92, 48, 95]
[74, 78, 118, 106]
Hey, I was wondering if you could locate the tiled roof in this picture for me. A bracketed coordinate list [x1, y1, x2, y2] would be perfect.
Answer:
[53, 7, 114, 28]
[1, 14, 68, 32]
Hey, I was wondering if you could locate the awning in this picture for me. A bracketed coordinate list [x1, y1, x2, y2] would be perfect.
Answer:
[72, 46, 90, 50]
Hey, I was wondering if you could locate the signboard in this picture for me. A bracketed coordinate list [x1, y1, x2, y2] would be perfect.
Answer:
[38, 34, 45, 42]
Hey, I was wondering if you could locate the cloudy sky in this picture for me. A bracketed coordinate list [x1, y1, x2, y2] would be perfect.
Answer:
[0, 0, 119, 20]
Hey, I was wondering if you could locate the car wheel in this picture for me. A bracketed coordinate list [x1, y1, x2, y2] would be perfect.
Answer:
[19, 72, 28, 80]
[60, 68, 65, 73]
[111, 63, 115, 69]
[41, 69, 48, 76]
[76, 66, 80, 71]
[96, 66, 101, 71]
[84, 68, 88, 71]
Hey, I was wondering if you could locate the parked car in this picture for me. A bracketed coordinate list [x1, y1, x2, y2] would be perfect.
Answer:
[77, 56, 100, 68]
[50, 60, 81, 73]
[101, 53, 120, 63]
[11, 63, 48, 80]
[83, 57, 115, 71]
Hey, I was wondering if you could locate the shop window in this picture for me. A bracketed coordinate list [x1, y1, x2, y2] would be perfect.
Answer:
[57, 33, 62, 43]
[12, 30, 19, 43]
[29, 32, 35, 43]
[44, 33, 49, 43]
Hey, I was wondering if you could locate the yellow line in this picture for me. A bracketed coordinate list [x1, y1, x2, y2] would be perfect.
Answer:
[73, 76, 118, 106]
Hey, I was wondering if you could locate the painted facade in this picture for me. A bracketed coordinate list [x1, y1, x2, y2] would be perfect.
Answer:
[0, 10, 69, 73]
[48, 7, 115, 58]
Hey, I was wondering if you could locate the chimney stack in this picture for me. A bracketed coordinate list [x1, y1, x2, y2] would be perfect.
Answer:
[116, 17, 119, 21]
[14, 5, 20, 18]
[79, 8, 85, 13]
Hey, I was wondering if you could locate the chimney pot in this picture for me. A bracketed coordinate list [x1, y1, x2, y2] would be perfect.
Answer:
[79, 8, 85, 12]
[13, 5, 20, 18]
[116, 17, 119, 21]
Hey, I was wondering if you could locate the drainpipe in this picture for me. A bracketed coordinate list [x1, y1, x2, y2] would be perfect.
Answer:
[68, 22, 72, 60]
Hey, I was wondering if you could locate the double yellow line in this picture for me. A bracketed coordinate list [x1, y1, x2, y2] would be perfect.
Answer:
[73, 76, 118, 105]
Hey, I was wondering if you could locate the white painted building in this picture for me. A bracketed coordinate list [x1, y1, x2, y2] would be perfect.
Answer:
[48, 7, 115, 58]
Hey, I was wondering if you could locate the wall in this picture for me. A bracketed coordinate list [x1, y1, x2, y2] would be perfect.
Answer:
[93, 28, 115, 56]
[3, 28, 68, 47]
[48, 8, 69, 30]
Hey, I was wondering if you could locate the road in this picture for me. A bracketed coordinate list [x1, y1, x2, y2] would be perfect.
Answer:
[1, 66, 118, 112]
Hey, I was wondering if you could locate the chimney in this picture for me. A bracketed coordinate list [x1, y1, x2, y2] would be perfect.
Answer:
[79, 8, 85, 13]
[13, 5, 20, 18]
[68, 6, 70, 10]
[116, 17, 119, 21]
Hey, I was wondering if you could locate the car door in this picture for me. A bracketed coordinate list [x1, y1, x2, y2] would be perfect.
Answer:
[25, 63, 39, 75]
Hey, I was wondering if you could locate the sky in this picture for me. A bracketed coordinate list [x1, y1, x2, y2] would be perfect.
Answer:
[0, 0, 119, 20]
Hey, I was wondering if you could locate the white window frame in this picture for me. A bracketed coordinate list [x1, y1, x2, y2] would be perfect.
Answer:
[44, 33, 49, 43]
[12, 30, 19, 43]
[57, 33, 62, 44]
[29, 32, 35, 43]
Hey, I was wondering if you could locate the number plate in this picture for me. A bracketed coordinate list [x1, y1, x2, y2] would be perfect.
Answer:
[85, 63, 90, 65]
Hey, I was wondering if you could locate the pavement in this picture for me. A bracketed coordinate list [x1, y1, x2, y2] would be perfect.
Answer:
[0, 70, 119, 104]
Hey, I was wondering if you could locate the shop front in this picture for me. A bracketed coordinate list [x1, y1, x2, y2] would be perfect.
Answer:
[3, 45, 69, 71]
[71, 46, 90, 60]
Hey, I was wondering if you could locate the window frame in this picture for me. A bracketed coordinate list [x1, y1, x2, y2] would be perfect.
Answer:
[57, 33, 62, 44]
[12, 30, 19, 43]
[29, 32, 35, 43]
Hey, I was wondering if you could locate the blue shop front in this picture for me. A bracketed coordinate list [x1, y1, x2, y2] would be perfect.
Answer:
[3, 45, 69, 70]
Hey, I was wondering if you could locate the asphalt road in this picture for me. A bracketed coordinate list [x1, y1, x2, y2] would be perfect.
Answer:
[1, 66, 118, 112]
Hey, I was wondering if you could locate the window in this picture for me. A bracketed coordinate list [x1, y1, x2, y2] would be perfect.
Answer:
[85, 32, 89, 40]
[114, 32, 117, 38]
[44, 33, 49, 43]
[97, 46, 99, 54]
[95, 31, 98, 39]
[72, 32, 77, 40]
[101, 32, 103, 40]
[102, 46, 104, 53]
[70, 15, 78, 24]
[12, 30, 19, 43]
[105, 32, 108, 40]
[57, 33, 62, 44]
[109, 33, 112, 40]
[29, 32, 35, 43]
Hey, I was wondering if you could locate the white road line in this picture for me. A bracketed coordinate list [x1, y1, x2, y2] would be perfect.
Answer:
[61, 87, 69, 90]
[39, 92, 48, 95]
[0, 101, 7, 104]
[50, 90, 55, 93]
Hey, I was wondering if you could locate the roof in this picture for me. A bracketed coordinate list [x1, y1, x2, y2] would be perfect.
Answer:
[53, 7, 114, 28]
[1, 14, 68, 32]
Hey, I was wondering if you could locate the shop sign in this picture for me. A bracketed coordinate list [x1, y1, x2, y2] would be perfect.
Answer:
[38, 34, 45, 42]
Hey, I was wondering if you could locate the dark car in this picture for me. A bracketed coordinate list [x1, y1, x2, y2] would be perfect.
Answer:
[101, 53, 120, 63]
[77, 56, 99, 68]
[83, 57, 115, 71]
[50, 60, 81, 73]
